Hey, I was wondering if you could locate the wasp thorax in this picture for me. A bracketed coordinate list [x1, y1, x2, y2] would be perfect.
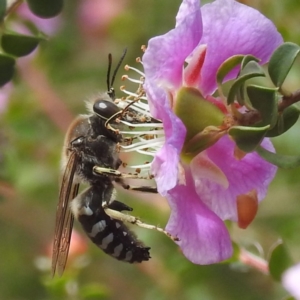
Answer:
[93, 99, 121, 120]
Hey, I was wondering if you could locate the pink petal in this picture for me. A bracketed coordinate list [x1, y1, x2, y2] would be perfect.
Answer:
[152, 144, 180, 196]
[166, 170, 232, 264]
[151, 105, 186, 194]
[193, 135, 277, 221]
[143, 0, 202, 119]
[198, 0, 283, 95]
[282, 263, 300, 300]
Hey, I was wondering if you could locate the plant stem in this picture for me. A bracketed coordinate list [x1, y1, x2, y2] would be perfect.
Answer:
[239, 248, 269, 274]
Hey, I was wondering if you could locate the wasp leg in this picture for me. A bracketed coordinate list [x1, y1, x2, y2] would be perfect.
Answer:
[103, 206, 179, 242]
[115, 178, 157, 194]
[93, 166, 157, 193]
[108, 200, 133, 212]
[93, 166, 140, 179]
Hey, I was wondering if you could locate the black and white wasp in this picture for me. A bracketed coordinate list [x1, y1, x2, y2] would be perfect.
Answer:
[52, 51, 176, 277]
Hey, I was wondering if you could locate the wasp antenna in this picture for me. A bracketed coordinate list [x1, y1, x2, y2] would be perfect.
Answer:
[107, 53, 113, 92]
[110, 48, 127, 90]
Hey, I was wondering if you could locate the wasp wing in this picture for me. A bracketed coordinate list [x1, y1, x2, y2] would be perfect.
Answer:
[52, 150, 80, 277]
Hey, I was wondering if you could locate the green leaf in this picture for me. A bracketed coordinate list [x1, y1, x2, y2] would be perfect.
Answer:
[256, 145, 300, 168]
[0, 0, 5, 22]
[266, 105, 300, 137]
[0, 54, 15, 86]
[216, 55, 244, 87]
[268, 42, 300, 87]
[227, 61, 266, 105]
[1, 33, 42, 57]
[241, 55, 260, 69]
[216, 55, 259, 85]
[268, 241, 293, 281]
[26, 0, 63, 18]
[237, 56, 261, 106]
[228, 125, 269, 153]
[247, 85, 278, 127]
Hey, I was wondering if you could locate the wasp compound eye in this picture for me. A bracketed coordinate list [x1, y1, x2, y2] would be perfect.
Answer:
[93, 100, 121, 120]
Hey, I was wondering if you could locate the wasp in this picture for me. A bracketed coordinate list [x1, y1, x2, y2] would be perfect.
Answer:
[52, 51, 176, 276]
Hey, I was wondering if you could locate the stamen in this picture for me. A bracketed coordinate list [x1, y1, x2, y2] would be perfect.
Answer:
[117, 59, 165, 174]
[120, 130, 164, 135]
[120, 121, 163, 128]
[127, 162, 151, 169]
[121, 137, 164, 151]
[120, 86, 139, 97]
[121, 74, 143, 84]
[124, 65, 145, 76]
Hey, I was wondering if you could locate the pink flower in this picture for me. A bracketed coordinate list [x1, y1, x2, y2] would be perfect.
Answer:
[141, 0, 282, 264]
[77, 0, 128, 37]
[282, 263, 300, 300]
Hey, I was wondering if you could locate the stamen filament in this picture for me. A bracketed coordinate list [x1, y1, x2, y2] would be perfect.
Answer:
[124, 65, 145, 76]
[120, 130, 164, 135]
[121, 138, 164, 151]
[120, 120, 163, 128]
[122, 75, 143, 84]
[127, 163, 151, 169]
[136, 149, 156, 156]
[118, 61, 166, 176]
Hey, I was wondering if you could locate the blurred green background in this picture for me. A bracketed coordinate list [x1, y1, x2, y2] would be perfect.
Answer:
[1, 0, 300, 299]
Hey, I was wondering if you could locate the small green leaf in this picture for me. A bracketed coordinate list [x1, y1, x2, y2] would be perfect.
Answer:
[241, 55, 260, 69]
[227, 61, 266, 105]
[26, 0, 63, 18]
[228, 125, 269, 153]
[236, 56, 260, 106]
[266, 105, 300, 137]
[0, 54, 15, 86]
[268, 42, 300, 87]
[0, 0, 5, 22]
[216, 55, 245, 86]
[1, 33, 42, 57]
[256, 145, 300, 168]
[247, 85, 278, 127]
[268, 241, 293, 281]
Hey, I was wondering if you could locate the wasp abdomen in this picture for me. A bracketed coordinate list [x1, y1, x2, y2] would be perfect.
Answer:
[71, 185, 151, 263]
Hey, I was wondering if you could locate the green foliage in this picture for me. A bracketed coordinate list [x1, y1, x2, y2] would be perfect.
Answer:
[228, 125, 270, 153]
[247, 85, 278, 128]
[227, 60, 266, 105]
[216, 55, 245, 89]
[266, 105, 300, 137]
[268, 241, 293, 281]
[26, 0, 64, 18]
[0, 54, 15, 86]
[0, 0, 5, 22]
[1, 33, 43, 57]
[256, 145, 300, 169]
[268, 42, 300, 88]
